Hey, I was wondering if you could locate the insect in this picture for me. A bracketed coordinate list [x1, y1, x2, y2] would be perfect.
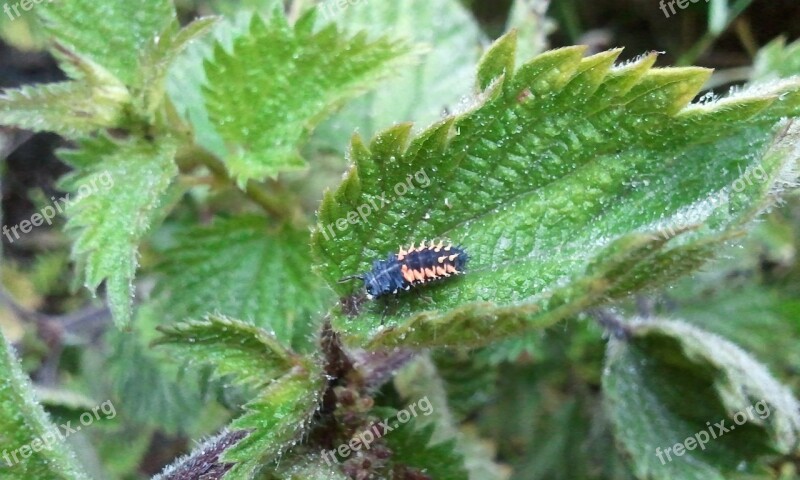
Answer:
[339, 240, 468, 299]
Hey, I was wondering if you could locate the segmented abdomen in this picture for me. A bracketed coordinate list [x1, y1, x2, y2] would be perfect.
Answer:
[365, 240, 468, 298]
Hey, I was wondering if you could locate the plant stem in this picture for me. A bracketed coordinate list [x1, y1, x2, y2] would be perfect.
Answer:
[176, 144, 295, 220]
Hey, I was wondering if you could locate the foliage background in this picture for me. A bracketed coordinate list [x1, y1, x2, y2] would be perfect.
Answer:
[1, 0, 799, 479]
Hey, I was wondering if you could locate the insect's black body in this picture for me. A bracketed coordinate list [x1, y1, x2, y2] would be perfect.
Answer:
[354, 241, 468, 299]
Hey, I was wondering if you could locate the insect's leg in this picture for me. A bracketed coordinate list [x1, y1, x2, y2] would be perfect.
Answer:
[411, 285, 434, 305]
[379, 295, 403, 325]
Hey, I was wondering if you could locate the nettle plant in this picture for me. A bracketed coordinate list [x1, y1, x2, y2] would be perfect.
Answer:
[1, 0, 800, 479]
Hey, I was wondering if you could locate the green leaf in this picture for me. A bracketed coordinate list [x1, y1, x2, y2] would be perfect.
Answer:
[668, 282, 800, 385]
[394, 355, 509, 480]
[432, 349, 498, 422]
[0, 54, 130, 138]
[59, 135, 179, 327]
[475, 327, 632, 480]
[224, 368, 324, 477]
[154, 315, 299, 388]
[312, 36, 800, 349]
[38, 0, 176, 84]
[311, 0, 486, 154]
[477, 29, 517, 90]
[153, 216, 333, 349]
[99, 305, 210, 434]
[202, 9, 414, 185]
[0, 332, 90, 479]
[167, 12, 254, 160]
[154, 316, 325, 477]
[385, 420, 470, 480]
[603, 318, 800, 480]
[753, 37, 800, 82]
[135, 16, 218, 119]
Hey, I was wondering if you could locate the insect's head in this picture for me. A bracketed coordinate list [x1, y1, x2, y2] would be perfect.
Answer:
[363, 273, 380, 300]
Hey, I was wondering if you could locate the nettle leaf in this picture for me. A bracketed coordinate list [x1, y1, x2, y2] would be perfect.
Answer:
[154, 316, 325, 478]
[135, 16, 218, 119]
[753, 37, 800, 83]
[668, 280, 800, 382]
[394, 354, 508, 480]
[604, 318, 800, 480]
[38, 0, 176, 84]
[154, 315, 299, 388]
[100, 305, 209, 434]
[312, 0, 486, 154]
[476, 338, 630, 480]
[312, 34, 800, 348]
[386, 420, 469, 480]
[154, 215, 333, 349]
[0, 333, 90, 479]
[202, 9, 414, 185]
[224, 368, 323, 478]
[59, 135, 179, 327]
[0, 81, 127, 138]
[0, 53, 130, 138]
[167, 12, 254, 160]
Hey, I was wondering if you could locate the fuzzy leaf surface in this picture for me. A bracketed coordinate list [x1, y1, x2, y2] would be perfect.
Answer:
[154, 315, 298, 388]
[135, 16, 218, 118]
[152, 430, 248, 480]
[0, 77, 129, 138]
[167, 12, 254, 159]
[223, 368, 324, 477]
[59, 135, 179, 327]
[154, 216, 332, 349]
[0, 333, 90, 479]
[154, 316, 324, 478]
[37, 0, 175, 84]
[202, 9, 414, 184]
[312, 0, 486, 153]
[603, 318, 800, 479]
[313, 35, 800, 348]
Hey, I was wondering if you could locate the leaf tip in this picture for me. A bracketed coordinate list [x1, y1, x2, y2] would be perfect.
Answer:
[477, 29, 519, 90]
